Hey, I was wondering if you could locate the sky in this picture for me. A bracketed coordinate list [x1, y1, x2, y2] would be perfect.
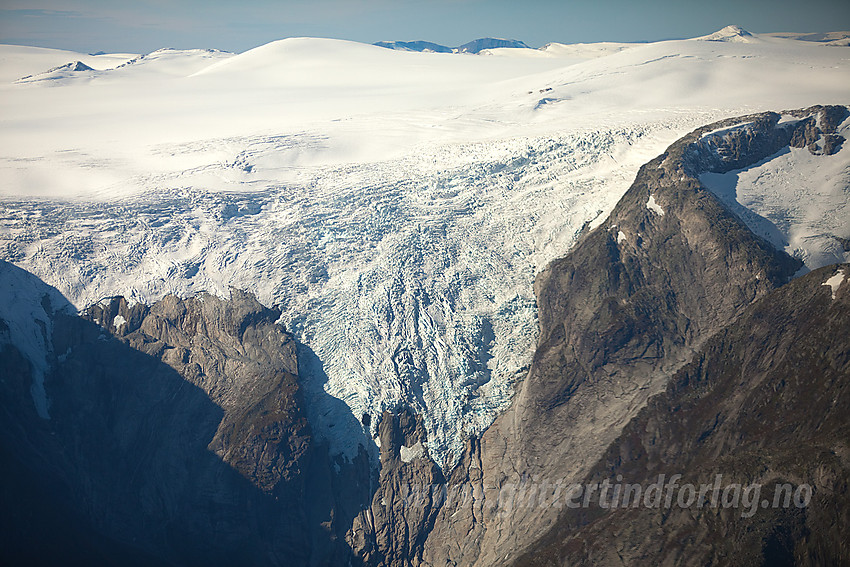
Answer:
[0, 0, 848, 54]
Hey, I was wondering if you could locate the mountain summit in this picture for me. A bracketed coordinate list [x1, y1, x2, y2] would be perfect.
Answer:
[455, 37, 531, 53]
[698, 24, 755, 42]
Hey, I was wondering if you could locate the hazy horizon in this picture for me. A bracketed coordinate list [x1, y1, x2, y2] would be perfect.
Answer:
[1, 0, 848, 54]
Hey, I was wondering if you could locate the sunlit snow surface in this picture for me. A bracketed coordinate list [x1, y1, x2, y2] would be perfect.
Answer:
[699, 116, 850, 271]
[1, 34, 849, 466]
[823, 268, 847, 299]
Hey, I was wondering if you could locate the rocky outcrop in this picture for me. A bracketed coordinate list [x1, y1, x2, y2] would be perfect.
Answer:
[514, 263, 850, 566]
[348, 408, 445, 566]
[17, 60, 95, 82]
[0, 267, 365, 566]
[85, 291, 310, 496]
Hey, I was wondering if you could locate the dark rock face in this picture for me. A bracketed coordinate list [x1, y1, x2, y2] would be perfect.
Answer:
[347, 408, 446, 566]
[0, 269, 363, 566]
[515, 264, 850, 566]
[67, 61, 94, 72]
[84, 291, 310, 497]
[681, 105, 847, 174]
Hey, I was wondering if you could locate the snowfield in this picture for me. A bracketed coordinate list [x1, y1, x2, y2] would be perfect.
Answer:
[700, 115, 850, 272]
[1, 28, 849, 467]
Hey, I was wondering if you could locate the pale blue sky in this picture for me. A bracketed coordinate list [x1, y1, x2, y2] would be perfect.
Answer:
[1, 0, 848, 54]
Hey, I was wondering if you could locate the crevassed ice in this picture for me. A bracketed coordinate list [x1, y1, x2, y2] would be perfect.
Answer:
[0, 120, 702, 468]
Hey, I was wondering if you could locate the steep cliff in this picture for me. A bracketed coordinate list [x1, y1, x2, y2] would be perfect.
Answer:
[0, 263, 366, 566]
[515, 263, 850, 566]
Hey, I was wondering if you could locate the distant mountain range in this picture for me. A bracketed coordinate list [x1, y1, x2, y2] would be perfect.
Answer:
[375, 37, 530, 54]
[373, 40, 454, 53]
[375, 28, 850, 54]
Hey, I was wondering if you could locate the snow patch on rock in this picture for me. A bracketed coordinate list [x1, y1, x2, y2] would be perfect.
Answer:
[646, 194, 665, 216]
[0, 262, 72, 419]
[823, 269, 846, 299]
[700, 121, 755, 141]
[400, 441, 425, 463]
[699, 118, 850, 271]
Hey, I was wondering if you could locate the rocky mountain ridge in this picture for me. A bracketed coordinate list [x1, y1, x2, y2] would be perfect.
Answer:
[515, 262, 850, 566]
[0, 269, 371, 566]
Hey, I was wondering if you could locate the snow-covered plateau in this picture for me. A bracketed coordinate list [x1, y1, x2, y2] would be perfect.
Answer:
[1, 27, 849, 467]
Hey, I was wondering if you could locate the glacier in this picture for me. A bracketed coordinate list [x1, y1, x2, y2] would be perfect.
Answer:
[0, 124, 686, 465]
[1, 31, 849, 467]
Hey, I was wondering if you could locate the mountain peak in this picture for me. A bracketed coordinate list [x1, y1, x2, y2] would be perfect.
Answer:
[16, 60, 94, 83]
[699, 25, 755, 42]
[455, 37, 530, 53]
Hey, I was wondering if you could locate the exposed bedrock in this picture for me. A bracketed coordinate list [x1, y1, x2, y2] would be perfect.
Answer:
[0, 263, 372, 566]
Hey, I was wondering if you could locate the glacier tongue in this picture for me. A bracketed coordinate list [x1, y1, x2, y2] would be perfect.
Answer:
[0, 122, 694, 466]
